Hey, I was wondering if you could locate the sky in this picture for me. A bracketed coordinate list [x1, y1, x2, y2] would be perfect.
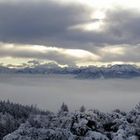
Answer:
[0, 0, 140, 67]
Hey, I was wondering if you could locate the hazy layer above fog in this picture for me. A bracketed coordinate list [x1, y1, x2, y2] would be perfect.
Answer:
[0, 74, 140, 112]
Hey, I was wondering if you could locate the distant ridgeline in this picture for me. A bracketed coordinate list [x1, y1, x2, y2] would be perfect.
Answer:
[0, 64, 140, 79]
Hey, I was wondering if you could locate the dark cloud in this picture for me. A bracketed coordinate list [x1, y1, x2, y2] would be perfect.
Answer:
[0, 0, 91, 46]
[103, 8, 140, 45]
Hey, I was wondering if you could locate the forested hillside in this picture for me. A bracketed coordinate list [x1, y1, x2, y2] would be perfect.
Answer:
[0, 100, 49, 139]
[0, 101, 140, 139]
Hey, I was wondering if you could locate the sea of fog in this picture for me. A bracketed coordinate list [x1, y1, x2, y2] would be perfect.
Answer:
[0, 74, 140, 112]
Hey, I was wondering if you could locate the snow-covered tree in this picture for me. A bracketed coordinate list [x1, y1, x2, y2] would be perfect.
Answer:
[80, 105, 86, 112]
[60, 102, 69, 112]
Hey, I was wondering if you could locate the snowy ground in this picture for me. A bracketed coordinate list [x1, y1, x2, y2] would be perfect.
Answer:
[0, 74, 140, 112]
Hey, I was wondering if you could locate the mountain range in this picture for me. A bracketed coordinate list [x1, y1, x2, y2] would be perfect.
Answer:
[0, 64, 140, 79]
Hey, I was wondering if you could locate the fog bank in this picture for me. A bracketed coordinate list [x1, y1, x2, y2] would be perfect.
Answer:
[0, 74, 140, 112]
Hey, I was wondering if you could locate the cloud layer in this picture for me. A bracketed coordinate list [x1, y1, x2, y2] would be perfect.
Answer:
[0, 0, 140, 66]
[0, 42, 140, 67]
[0, 42, 100, 66]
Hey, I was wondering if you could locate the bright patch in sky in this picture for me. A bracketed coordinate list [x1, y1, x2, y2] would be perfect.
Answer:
[63, 49, 99, 59]
[100, 46, 126, 55]
[91, 11, 106, 20]
[83, 21, 104, 31]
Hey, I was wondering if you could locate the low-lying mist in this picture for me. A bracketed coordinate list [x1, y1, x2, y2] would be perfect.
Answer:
[0, 74, 140, 112]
